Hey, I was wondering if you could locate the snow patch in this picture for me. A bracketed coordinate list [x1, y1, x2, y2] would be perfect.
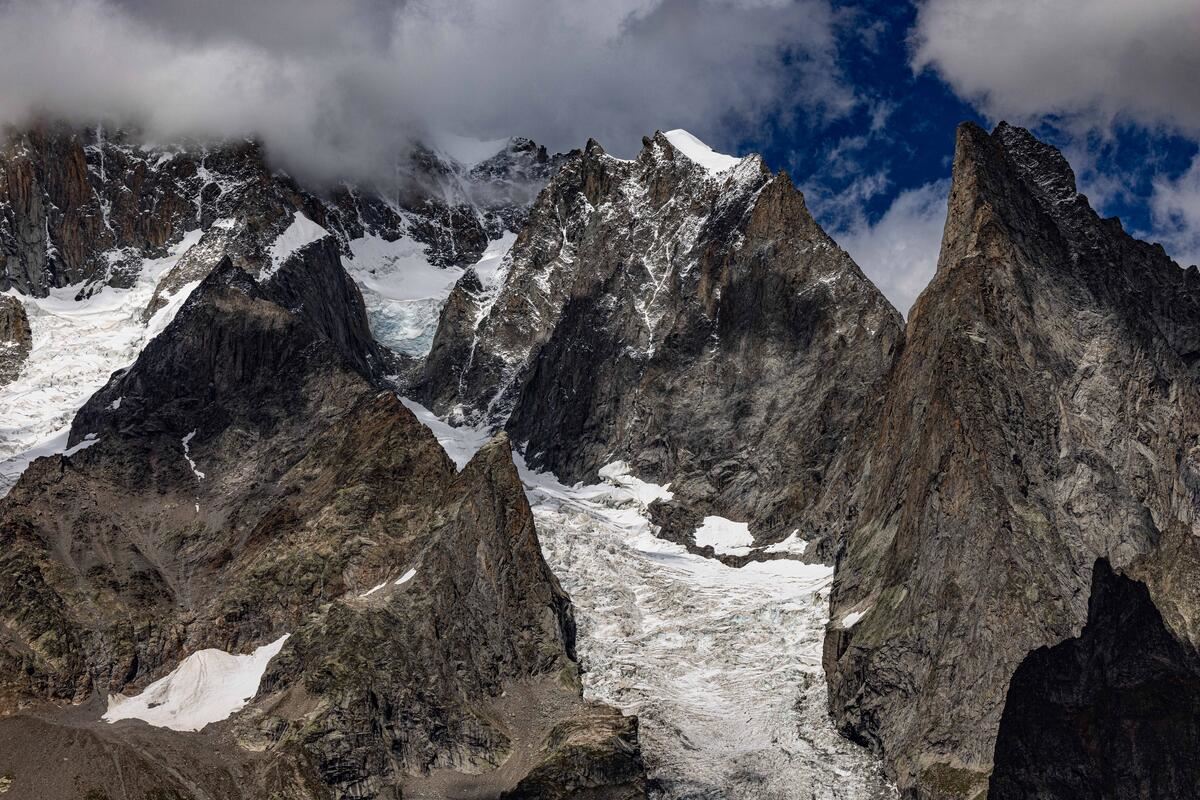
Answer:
[764, 529, 809, 556]
[693, 515, 754, 556]
[103, 634, 290, 732]
[840, 611, 865, 628]
[395, 567, 417, 585]
[360, 581, 388, 598]
[663, 129, 742, 174]
[181, 430, 205, 480]
[267, 212, 328, 273]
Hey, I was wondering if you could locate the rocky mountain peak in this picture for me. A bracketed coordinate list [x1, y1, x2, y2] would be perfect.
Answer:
[0, 228, 644, 797]
[0, 122, 567, 305]
[824, 121, 1200, 798]
[418, 128, 902, 552]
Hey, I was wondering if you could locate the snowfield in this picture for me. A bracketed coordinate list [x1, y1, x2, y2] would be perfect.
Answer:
[103, 634, 290, 732]
[404, 399, 896, 799]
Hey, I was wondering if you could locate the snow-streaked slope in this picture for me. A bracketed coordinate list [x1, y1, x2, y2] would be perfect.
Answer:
[103, 635, 290, 732]
[663, 129, 742, 174]
[0, 231, 205, 495]
[346, 232, 515, 357]
[403, 398, 896, 799]
[267, 211, 328, 273]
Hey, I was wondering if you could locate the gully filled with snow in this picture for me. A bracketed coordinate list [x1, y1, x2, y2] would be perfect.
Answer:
[404, 400, 896, 799]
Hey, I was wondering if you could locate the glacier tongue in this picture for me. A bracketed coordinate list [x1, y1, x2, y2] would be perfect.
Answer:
[345, 231, 516, 357]
[403, 398, 895, 799]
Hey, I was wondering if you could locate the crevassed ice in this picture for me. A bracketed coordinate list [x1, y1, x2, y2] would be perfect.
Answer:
[402, 397, 895, 799]
[344, 232, 516, 358]
[0, 230, 206, 496]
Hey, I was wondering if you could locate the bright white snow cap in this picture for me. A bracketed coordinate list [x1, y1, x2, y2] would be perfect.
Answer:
[663, 129, 741, 174]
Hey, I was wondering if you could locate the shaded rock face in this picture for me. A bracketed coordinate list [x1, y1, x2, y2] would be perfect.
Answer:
[418, 132, 902, 544]
[0, 242, 643, 797]
[255, 436, 644, 799]
[822, 122, 1200, 798]
[0, 123, 561, 301]
[989, 559, 1200, 800]
[0, 294, 30, 384]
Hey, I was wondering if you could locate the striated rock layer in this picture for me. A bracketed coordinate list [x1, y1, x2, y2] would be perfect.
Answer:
[0, 240, 643, 798]
[822, 121, 1200, 798]
[418, 131, 902, 548]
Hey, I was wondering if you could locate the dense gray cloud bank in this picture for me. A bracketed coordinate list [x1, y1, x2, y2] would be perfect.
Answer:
[0, 0, 849, 183]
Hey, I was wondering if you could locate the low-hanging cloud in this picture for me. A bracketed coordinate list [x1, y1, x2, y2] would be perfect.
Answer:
[910, 0, 1200, 273]
[0, 0, 853, 184]
[1150, 158, 1200, 269]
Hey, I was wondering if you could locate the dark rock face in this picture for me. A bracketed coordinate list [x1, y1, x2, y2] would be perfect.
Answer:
[253, 434, 645, 798]
[418, 131, 902, 544]
[0, 123, 561, 301]
[0, 241, 643, 797]
[0, 294, 30, 384]
[989, 559, 1200, 800]
[822, 122, 1200, 798]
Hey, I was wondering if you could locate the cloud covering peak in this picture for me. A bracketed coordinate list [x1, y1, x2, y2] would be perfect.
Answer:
[0, 0, 852, 183]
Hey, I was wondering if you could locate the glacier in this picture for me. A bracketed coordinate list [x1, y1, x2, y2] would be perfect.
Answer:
[403, 398, 896, 799]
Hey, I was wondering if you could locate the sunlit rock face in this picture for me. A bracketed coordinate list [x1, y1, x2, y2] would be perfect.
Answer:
[417, 130, 903, 551]
[822, 121, 1200, 798]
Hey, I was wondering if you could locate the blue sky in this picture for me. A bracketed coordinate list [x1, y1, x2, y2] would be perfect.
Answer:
[710, 0, 1200, 315]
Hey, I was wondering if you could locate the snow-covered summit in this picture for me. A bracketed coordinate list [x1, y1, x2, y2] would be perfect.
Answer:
[663, 129, 742, 174]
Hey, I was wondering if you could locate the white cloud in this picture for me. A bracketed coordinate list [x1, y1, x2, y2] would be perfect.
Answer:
[1150, 157, 1200, 268]
[911, 0, 1200, 136]
[835, 180, 950, 317]
[0, 0, 854, 184]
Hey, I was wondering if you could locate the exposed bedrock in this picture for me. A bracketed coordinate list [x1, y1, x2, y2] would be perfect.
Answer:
[822, 121, 1200, 798]
[989, 559, 1200, 800]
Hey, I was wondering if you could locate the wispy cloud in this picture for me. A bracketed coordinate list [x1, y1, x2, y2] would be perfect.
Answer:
[834, 179, 950, 317]
[1150, 157, 1200, 268]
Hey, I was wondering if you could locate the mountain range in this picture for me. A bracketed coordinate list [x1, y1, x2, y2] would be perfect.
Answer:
[0, 118, 1197, 800]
